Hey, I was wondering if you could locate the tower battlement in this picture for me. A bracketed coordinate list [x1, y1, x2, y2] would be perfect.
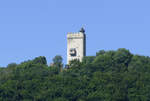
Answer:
[67, 32, 85, 38]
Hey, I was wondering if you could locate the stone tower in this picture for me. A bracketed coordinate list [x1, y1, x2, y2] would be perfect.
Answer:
[67, 28, 86, 64]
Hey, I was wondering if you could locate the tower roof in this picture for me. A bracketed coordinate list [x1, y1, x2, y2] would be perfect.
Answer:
[79, 27, 85, 33]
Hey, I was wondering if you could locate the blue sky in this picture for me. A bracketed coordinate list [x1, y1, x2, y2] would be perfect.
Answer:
[0, 0, 150, 67]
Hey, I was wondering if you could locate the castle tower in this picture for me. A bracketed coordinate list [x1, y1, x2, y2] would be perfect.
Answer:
[67, 28, 86, 64]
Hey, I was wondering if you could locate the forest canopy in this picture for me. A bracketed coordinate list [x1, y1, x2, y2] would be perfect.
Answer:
[0, 48, 150, 101]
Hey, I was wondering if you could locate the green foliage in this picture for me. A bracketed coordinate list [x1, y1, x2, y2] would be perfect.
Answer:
[96, 50, 106, 56]
[1, 49, 150, 101]
[32, 56, 47, 65]
[82, 56, 95, 65]
[7, 63, 17, 68]
[69, 59, 81, 68]
[53, 55, 63, 68]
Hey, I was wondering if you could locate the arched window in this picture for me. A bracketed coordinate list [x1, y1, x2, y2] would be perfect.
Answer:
[70, 48, 76, 56]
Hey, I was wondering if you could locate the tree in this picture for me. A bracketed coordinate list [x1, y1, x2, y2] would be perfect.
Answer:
[32, 56, 47, 65]
[113, 48, 133, 67]
[1, 49, 150, 101]
[96, 50, 105, 56]
[69, 59, 81, 68]
[7, 63, 17, 68]
[82, 56, 95, 65]
[53, 55, 63, 68]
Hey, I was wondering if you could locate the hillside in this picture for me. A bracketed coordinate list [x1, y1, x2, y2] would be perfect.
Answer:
[0, 48, 150, 101]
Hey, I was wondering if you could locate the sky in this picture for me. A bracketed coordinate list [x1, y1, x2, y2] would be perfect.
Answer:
[0, 0, 150, 67]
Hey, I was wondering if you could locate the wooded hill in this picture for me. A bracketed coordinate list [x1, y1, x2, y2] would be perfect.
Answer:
[0, 48, 150, 101]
